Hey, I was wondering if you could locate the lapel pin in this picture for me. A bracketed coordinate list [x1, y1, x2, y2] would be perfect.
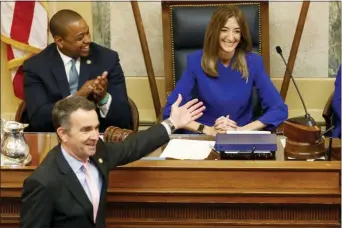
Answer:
[98, 158, 103, 164]
[86, 60, 91, 65]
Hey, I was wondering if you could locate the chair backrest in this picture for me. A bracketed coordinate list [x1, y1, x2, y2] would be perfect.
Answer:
[128, 97, 140, 133]
[162, 2, 269, 119]
[15, 101, 29, 123]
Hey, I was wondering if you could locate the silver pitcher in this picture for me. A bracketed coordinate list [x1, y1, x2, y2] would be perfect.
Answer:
[1, 118, 5, 145]
[1, 121, 31, 166]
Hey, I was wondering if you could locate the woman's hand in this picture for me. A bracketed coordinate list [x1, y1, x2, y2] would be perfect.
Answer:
[214, 115, 237, 132]
[203, 126, 219, 136]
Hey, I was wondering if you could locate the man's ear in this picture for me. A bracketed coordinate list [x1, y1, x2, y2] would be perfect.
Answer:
[54, 36, 63, 49]
[57, 127, 68, 143]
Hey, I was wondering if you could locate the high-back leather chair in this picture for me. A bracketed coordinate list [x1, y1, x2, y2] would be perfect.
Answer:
[162, 1, 270, 119]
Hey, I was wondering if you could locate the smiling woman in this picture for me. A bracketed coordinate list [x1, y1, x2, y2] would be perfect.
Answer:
[218, 17, 241, 66]
[201, 6, 252, 79]
[162, 5, 288, 136]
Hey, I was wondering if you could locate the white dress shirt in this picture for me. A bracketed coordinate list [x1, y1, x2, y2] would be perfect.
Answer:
[161, 122, 172, 135]
[61, 145, 102, 203]
[56, 47, 112, 117]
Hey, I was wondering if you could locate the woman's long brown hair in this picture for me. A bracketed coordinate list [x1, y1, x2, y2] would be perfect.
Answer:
[201, 5, 253, 79]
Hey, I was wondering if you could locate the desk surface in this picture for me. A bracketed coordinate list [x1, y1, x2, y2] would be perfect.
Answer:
[0, 133, 340, 170]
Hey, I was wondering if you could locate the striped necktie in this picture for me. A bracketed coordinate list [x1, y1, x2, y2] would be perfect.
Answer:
[69, 58, 78, 94]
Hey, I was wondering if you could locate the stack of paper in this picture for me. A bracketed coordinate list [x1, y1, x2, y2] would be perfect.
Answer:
[160, 139, 215, 160]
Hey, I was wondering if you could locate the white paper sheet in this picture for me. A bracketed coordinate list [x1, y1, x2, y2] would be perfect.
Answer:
[160, 139, 216, 160]
[280, 138, 286, 148]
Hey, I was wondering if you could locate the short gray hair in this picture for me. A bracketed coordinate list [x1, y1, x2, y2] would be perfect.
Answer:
[52, 96, 96, 131]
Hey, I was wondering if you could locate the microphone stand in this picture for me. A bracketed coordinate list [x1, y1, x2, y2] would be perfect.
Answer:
[326, 136, 333, 161]
[276, 46, 316, 127]
[276, 46, 326, 161]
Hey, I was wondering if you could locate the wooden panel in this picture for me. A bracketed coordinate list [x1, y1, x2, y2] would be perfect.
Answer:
[23, 133, 54, 166]
[106, 203, 340, 226]
[0, 133, 340, 227]
[1, 200, 340, 227]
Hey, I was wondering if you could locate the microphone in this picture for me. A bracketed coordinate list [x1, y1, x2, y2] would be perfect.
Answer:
[276, 46, 316, 127]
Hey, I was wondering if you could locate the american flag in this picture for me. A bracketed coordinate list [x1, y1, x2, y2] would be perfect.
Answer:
[1, 1, 48, 99]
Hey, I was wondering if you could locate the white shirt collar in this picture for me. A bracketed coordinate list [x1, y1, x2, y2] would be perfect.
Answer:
[56, 46, 79, 66]
[60, 145, 86, 173]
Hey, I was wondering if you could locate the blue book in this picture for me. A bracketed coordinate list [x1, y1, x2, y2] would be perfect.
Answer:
[215, 133, 277, 152]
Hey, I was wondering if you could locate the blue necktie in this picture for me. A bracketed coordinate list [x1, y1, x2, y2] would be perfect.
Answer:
[69, 58, 78, 94]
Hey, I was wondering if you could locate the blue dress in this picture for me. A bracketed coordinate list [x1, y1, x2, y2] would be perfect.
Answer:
[332, 66, 341, 138]
[162, 50, 288, 131]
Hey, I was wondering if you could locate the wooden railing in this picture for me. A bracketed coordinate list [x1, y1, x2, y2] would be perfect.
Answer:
[0, 133, 341, 227]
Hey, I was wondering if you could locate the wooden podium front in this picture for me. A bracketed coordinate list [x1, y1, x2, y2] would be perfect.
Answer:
[0, 133, 341, 227]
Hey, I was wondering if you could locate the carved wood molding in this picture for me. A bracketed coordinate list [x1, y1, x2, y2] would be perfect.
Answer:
[106, 203, 340, 221]
[1, 159, 340, 227]
[1, 200, 340, 227]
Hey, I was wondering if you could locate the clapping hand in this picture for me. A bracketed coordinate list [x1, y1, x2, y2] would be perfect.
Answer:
[92, 71, 108, 103]
[169, 94, 206, 129]
[74, 71, 108, 101]
[74, 79, 96, 97]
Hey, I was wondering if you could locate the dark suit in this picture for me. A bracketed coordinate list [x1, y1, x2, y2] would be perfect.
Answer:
[23, 42, 132, 132]
[20, 124, 169, 228]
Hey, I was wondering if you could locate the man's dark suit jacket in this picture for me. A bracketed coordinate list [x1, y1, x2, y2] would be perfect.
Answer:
[23, 42, 132, 132]
[20, 124, 169, 228]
